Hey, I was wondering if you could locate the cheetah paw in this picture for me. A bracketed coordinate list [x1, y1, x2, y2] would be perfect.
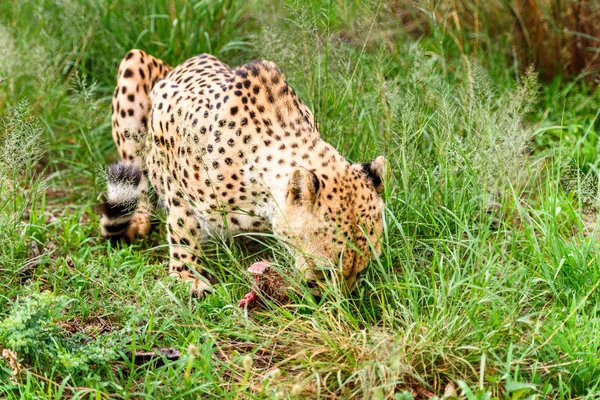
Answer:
[190, 278, 213, 299]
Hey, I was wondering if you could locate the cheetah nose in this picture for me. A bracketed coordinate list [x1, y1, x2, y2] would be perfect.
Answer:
[303, 267, 326, 281]
[302, 264, 317, 280]
[307, 280, 319, 289]
[306, 280, 323, 297]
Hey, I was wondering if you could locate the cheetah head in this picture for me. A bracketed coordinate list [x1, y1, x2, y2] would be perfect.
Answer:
[272, 156, 387, 292]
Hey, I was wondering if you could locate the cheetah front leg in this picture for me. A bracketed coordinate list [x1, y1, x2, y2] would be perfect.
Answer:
[110, 49, 171, 240]
[165, 195, 212, 297]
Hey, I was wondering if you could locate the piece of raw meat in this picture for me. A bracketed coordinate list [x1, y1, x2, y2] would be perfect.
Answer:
[238, 260, 288, 307]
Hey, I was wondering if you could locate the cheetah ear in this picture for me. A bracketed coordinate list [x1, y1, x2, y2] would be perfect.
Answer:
[361, 155, 387, 194]
[287, 168, 320, 208]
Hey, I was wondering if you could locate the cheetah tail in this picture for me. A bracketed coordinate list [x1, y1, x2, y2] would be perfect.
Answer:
[100, 162, 143, 239]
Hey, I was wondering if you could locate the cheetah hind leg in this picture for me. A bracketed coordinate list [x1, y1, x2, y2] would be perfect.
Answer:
[124, 175, 154, 240]
[110, 49, 171, 240]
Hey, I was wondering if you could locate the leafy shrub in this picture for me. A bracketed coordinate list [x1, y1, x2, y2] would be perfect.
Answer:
[0, 291, 118, 375]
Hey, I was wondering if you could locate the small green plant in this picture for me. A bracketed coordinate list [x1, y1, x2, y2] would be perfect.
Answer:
[0, 291, 67, 356]
[0, 291, 118, 375]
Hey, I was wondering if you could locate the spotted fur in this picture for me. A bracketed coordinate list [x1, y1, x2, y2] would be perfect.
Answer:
[102, 49, 387, 296]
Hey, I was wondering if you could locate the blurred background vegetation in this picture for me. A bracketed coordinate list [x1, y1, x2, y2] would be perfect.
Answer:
[400, 0, 599, 81]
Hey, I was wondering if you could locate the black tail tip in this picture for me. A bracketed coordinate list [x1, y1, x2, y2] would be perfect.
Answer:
[102, 199, 137, 219]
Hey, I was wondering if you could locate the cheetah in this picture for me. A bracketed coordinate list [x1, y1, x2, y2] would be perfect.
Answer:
[101, 49, 387, 297]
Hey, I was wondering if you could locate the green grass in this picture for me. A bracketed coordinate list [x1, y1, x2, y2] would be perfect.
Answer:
[1, 0, 600, 398]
